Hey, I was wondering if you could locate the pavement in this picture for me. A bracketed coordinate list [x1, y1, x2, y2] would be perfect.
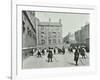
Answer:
[23, 49, 89, 69]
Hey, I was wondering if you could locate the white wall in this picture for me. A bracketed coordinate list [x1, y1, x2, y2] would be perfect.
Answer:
[0, 0, 100, 80]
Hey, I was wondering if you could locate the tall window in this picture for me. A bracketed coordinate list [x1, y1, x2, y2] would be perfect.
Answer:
[41, 32, 44, 34]
[41, 39, 45, 45]
[48, 39, 51, 44]
[48, 32, 51, 38]
[41, 32, 45, 38]
[41, 35, 43, 38]
[58, 39, 61, 44]
[58, 32, 61, 37]
[53, 39, 56, 44]
[52, 32, 56, 38]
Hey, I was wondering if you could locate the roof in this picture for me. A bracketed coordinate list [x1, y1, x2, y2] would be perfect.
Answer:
[38, 22, 62, 27]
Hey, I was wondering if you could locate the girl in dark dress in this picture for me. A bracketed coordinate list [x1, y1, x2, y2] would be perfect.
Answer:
[74, 49, 79, 66]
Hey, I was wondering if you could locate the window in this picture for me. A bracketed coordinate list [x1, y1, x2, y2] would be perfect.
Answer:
[41, 39, 45, 45]
[48, 39, 51, 44]
[48, 32, 51, 38]
[58, 39, 61, 44]
[41, 35, 43, 38]
[41, 32, 45, 38]
[41, 32, 44, 34]
[52, 32, 56, 38]
[53, 39, 56, 44]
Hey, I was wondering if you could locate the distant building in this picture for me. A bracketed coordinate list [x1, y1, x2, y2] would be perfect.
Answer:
[37, 19, 62, 48]
[63, 33, 76, 44]
[81, 24, 89, 44]
[75, 23, 89, 43]
[75, 23, 89, 50]
[75, 30, 82, 43]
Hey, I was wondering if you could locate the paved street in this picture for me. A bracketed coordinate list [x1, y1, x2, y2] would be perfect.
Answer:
[23, 49, 89, 69]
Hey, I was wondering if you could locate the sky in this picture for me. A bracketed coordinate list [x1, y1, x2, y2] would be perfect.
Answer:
[35, 11, 89, 38]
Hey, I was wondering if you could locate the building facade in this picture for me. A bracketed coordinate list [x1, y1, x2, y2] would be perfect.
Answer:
[37, 19, 62, 48]
[81, 24, 89, 44]
[75, 30, 82, 43]
[74, 23, 90, 51]
[75, 23, 89, 44]
[22, 11, 37, 48]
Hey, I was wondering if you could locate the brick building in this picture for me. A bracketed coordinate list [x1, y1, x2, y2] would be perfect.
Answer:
[37, 19, 62, 48]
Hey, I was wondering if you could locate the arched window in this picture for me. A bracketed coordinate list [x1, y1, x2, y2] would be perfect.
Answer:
[41, 39, 45, 45]
[52, 32, 56, 38]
